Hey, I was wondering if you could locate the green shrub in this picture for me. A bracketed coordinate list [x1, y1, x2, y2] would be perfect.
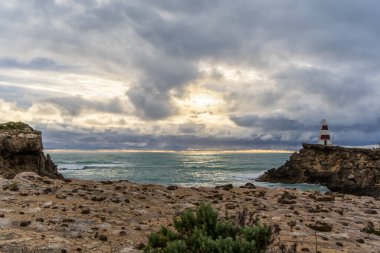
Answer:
[0, 122, 33, 131]
[144, 203, 272, 253]
[9, 182, 19, 191]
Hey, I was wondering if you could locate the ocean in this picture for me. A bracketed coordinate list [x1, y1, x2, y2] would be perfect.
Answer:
[50, 151, 328, 192]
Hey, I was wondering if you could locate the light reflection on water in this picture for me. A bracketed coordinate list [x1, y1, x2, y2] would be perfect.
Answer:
[50, 152, 328, 192]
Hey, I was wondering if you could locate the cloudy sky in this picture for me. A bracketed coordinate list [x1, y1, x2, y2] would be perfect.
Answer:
[1, 0, 380, 150]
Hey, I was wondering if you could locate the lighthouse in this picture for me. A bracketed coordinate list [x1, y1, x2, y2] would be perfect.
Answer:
[318, 119, 332, 145]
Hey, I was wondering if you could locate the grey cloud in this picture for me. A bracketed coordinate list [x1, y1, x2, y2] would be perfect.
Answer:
[46, 96, 127, 116]
[273, 66, 374, 107]
[127, 86, 175, 120]
[178, 123, 205, 134]
[0, 57, 69, 71]
[230, 115, 306, 131]
[2, 1, 380, 148]
[126, 54, 198, 119]
[40, 127, 301, 150]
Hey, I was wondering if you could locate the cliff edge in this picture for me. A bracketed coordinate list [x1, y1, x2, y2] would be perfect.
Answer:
[258, 143, 380, 197]
[0, 122, 61, 179]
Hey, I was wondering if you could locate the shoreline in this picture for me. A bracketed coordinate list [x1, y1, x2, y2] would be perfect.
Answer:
[1, 172, 379, 252]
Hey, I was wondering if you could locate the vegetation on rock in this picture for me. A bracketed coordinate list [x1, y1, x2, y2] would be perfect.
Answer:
[144, 203, 272, 253]
[0, 122, 33, 131]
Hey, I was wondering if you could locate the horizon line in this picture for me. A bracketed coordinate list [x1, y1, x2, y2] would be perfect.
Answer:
[46, 149, 295, 154]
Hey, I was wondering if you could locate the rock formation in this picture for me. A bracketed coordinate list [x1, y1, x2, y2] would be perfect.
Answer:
[0, 122, 61, 179]
[259, 143, 380, 197]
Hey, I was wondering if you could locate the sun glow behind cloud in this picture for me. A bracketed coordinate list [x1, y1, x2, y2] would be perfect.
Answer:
[1, 1, 380, 150]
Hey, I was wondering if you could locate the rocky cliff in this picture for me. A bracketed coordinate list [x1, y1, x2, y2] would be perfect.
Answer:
[259, 144, 380, 197]
[0, 122, 61, 179]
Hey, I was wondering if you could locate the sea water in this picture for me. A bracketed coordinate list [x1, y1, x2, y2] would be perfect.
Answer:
[50, 152, 327, 192]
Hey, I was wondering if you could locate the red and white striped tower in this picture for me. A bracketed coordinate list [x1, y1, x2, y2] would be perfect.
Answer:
[318, 119, 332, 145]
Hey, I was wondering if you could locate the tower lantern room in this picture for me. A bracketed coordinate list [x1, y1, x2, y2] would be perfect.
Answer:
[318, 119, 332, 145]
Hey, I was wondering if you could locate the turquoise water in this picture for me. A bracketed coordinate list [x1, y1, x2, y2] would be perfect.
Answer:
[49, 152, 327, 191]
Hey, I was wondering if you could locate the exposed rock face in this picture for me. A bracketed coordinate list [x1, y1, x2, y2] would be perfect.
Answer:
[259, 144, 380, 197]
[0, 122, 61, 179]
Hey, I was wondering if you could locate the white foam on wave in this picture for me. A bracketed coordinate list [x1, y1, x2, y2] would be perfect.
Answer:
[58, 163, 126, 171]
[230, 170, 266, 180]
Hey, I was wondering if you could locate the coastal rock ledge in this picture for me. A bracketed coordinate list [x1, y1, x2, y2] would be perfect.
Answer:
[0, 122, 61, 179]
[259, 143, 380, 197]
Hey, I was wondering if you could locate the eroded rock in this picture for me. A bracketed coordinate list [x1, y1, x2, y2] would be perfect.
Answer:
[259, 144, 380, 197]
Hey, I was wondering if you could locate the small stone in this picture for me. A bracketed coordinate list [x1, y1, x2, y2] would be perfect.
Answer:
[364, 209, 377, 214]
[336, 242, 343, 247]
[225, 203, 236, 209]
[215, 184, 233, 191]
[114, 185, 123, 191]
[43, 188, 53, 194]
[42, 201, 53, 208]
[98, 235, 108, 241]
[316, 195, 335, 202]
[356, 238, 365, 244]
[91, 196, 107, 202]
[278, 192, 297, 204]
[167, 185, 178, 190]
[306, 221, 332, 232]
[241, 183, 256, 189]
[36, 218, 44, 222]
[20, 220, 32, 227]
[62, 218, 75, 223]
[111, 198, 121, 203]
[56, 194, 67, 199]
[81, 209, 91, 214]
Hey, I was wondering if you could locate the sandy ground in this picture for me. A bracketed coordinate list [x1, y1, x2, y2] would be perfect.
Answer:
[0, 172, 379, 253]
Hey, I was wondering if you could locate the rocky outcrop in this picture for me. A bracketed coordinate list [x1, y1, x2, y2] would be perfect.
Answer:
[259, 144, 380, 197]
[0, 122, 61, 179]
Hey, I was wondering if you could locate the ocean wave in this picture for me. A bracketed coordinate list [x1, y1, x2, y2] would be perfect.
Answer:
[230, 171, 266, 180]
[58, 163, 126, 171]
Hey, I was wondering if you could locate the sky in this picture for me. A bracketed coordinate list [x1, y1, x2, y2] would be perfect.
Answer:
[1, 0, 380, 150]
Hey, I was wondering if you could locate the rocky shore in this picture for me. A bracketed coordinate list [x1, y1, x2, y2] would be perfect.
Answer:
[0, 172, 379, 253]
[259, 144, 380, 197]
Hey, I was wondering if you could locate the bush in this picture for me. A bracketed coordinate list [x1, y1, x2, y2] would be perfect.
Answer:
[0, 122, 33, 131]
[144, 203, 272, 253]
[9, 182, 19, 191]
